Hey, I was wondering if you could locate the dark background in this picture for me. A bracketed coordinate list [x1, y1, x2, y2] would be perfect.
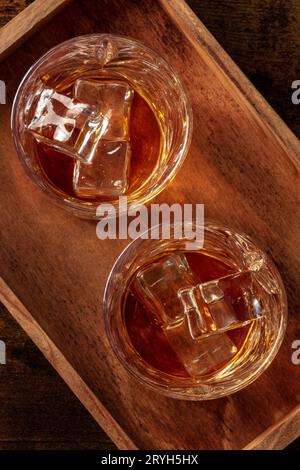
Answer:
[0, 0, 299, 450]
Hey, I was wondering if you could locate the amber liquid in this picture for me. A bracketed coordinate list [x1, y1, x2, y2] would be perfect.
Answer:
[123, 252, 253, 378]
[35, 84, 161, 200]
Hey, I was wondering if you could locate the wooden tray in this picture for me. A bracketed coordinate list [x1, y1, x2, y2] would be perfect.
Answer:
[1, 0, 300, 450]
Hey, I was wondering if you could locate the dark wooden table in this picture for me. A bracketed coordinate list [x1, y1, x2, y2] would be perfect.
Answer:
[0, 0, 299, 450]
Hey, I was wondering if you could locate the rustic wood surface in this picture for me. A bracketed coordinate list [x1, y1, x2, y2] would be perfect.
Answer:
[187, 0, 300, 140]
[0, 0, 300, 450]
[0, 0, 72, 60]
[0, 0, 31, 25]
[0, 302, 115, 450]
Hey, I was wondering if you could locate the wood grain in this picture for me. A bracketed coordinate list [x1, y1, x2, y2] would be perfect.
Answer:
[0, 0, 300, 449]
[163, 0, 300, 167]
[0, 0, 71, 60]
[244, 404, 300, 450]
[187, 0, 300, 140]
[0, 279, 135, 449]
[0, 1, 33, 27]
[0, 302, 116, 450]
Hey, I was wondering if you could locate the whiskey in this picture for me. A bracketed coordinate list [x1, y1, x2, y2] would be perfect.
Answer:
[123, 251, 253, 378]
[35, 81, 161, 200]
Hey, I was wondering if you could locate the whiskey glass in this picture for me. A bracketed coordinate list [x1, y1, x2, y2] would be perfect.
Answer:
[11, 34, 192, 219]
[104, 221, 287, 400]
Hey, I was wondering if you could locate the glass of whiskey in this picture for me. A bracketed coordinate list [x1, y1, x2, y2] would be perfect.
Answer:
[11, 34, 192, 218]
[104, 221, 287, 400]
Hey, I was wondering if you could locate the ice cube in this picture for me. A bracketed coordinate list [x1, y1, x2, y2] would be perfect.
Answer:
[163, 318, 237, 376]
[198, 271, 264, 332]
[73, 140, 131, 198]
[27, 87, 102, 162]
[133, 258, 266, 376]
[199, 280, 224, 304]
[177, 286, 211, 339]
[74, 79, 134, 141]
[134, 255, 264, 337]
[134, 254, 195, 326]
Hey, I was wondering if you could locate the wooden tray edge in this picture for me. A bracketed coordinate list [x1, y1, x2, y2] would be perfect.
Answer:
[160, 0, 300, 169]
[0, 0, 72, 61]
[244, 404, 300, 450]
[0, 276, 137, 450]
